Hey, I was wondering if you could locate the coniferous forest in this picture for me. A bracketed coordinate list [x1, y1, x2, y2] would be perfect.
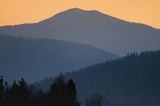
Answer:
[1, 50, 160, 106]
[0, 75, 80, 106]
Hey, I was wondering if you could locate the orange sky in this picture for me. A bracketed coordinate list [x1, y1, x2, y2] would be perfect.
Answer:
[0, 0, 160, 28]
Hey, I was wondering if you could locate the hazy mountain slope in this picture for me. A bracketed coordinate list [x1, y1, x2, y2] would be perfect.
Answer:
[36, 50, 160, 106]
[0, 8, 160, 55]
[0, 34, 117, 83]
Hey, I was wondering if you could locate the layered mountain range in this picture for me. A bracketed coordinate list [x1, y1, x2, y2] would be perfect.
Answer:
[0, 8, 160, 55]
[0, 34, 117, 82]
[0, 8, 160, 106]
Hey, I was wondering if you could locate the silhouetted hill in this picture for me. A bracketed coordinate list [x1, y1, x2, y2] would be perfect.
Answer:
[37, 50, 160, 106]
[0, 8, 160, 55]
[0, 34, 117, 83]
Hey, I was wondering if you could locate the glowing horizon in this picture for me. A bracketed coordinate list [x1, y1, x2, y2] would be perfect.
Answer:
[0, 0, 160, 29]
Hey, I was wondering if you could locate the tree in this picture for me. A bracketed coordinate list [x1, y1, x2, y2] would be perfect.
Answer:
[18, 78, 31, 106]
[47, 75, 80, 106]
[85, 94, 107, 106]
[0, 76, 4, 105]
[4, 78, 31, 106]
[47, 75, 67, 106]
[67, 79, 80, 106]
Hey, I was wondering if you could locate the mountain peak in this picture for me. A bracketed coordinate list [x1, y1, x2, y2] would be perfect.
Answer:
[65, 8, 86, 12]
[39, 8, 115, 24]
[56, 8, 104, 15]
[64, 8, 99, 12]
[60, 8, 105, 15]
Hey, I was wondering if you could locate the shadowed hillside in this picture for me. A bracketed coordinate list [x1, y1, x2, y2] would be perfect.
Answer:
[36, 50, 160, 106]
[0, 34, 118, 83]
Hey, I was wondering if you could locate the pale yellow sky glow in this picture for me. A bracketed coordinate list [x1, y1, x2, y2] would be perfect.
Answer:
[0, 0, 160, 28]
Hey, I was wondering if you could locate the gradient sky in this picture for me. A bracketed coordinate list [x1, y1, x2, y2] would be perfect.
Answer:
[0, 0, 160, 28]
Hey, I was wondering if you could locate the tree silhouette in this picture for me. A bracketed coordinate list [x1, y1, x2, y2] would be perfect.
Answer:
[47, 75, 66, 106]
[67, 79, 80, 106]
[0, 76, 4, 105]
[2, 78, 31, 106]
[47, 75, 80, 106]
[0, 75, 80, 106]
[85, 94, 106, 106]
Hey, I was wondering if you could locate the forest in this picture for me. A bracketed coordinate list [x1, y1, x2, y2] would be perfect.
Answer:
[1, 50, 160, 106]
[0, 75, 82, 106]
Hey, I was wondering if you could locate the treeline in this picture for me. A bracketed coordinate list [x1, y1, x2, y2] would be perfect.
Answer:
[0, 75, 80, 106]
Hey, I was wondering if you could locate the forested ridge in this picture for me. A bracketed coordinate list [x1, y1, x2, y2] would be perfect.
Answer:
[36, 50, 160, 106]
[1, 50, 160, 106]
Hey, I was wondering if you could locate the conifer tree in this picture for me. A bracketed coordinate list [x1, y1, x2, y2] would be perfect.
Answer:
[67, 79, 80, 106]
[0, 76, 4, 105]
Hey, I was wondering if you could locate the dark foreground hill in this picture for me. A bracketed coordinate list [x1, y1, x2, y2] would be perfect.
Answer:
[0, 8, 160, 55]
[0, 34, 117, 83]
[37, 50, 160, 106]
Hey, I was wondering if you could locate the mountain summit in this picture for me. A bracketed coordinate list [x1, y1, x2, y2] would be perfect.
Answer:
[0, 8, 160, 55]
[39, 8, 120, 24]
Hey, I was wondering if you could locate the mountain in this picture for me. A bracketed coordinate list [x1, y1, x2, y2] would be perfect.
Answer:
[36, 50, 160, 106]
[0, 34, 117, 83]
[0, 8, 160, 55]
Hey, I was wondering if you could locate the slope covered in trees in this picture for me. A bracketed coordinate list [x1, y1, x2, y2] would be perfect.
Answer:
[37, 50, 160, 106]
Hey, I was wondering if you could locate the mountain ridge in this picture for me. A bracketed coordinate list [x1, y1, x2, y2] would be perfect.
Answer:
[0, 34, 118, 83]
[0, 8, 160, 55]
[41, 8, 156, 28]
[36, 50, 160, 106]
[2, 8, 158, 29]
